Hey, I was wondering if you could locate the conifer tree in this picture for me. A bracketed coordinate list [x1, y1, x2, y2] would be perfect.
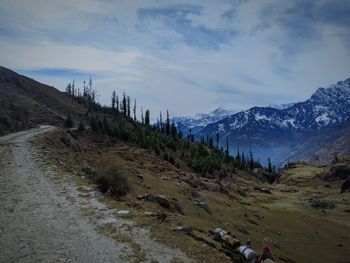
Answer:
[145, 109, 150, 126]
[122, 92, 127, 116]
[127, 96, 131, 117]
[116, 95, 119, 113]
[78, 121, 85, 132]
[111, 90, 116, 109]
[249, 149, 254, 170]
[159, 112, 163, 132]
[226, 139, 229, 161]
[141, 107, 144, 124]
[216, 132, 219, 148]
[133, 99, 137, 121]
[268, 158, 272, 173]
[64, 114, 73, 128]
[171, 121, 177, 137]
[236, 147, 241, 162]
[166, 110, 170, 135]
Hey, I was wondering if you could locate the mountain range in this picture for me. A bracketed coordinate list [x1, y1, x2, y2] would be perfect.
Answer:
[173, 107, 239, 136]
[175, 78, 350, 166]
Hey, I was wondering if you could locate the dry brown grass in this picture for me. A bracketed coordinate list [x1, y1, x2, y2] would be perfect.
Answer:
[94, 156, 131, 197]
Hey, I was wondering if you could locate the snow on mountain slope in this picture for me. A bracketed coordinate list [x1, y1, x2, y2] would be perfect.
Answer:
[199, 77, 350, 165]
[174, 107, 240, 136]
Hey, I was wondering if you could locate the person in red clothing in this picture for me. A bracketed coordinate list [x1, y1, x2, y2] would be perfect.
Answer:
[258, 245, 274, 262]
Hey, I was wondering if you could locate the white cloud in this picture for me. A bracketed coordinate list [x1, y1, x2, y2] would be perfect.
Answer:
[0, 0, 349, 117]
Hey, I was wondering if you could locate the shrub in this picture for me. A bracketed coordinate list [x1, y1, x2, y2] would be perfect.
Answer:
[78, 121, 85, 132]
[64, 114, 73, 128]
[94, 159, 131, 197]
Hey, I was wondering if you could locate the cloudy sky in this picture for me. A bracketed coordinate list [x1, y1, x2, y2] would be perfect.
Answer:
[1, 0, 349, 117]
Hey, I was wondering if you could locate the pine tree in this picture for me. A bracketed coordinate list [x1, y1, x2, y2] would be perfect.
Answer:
[249, 149, 254, 170]
[133, 99, 136, 121]
[78, 121, 85, 132]
[166, 110, 170, 135]
[90, 116, 98, 132]
[268, 158, 272, 173]
[241, 152, 246, 165]
[127, 96, 131, 117]
[145, 109, 150, 126]
[236, 147, 241, 162]
[159, 112, 163, 132]
[209, 137, 213, 148]
[216, 132, 219, 148]
[171, 121, 177, 137]
[66, 83, 72, 95]
[116, 95, 119, 113]
[122, 92, 127, 116]
[226, 139, 229, 162]
[111, 90, 116, 109]
[64, 114, 73, 128]
[141, 107, 144, 124]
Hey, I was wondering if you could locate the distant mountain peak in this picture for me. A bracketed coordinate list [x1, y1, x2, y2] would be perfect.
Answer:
[311, 77, 350, 103]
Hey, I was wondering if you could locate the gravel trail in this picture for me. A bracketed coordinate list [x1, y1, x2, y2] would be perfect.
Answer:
[0, 126, 189, 263]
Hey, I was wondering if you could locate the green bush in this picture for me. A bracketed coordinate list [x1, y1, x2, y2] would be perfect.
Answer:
[64, 114, 73, 128]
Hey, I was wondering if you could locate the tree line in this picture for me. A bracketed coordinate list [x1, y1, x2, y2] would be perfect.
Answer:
[64, 79, 276, 179]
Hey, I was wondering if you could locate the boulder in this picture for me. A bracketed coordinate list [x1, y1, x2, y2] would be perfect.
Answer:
[144, 211, 167, 221]
[194, 200, 212, 215]
[137, 194, 170, 208]
[309, 199, 336, 209]
[81, 163, 96, 177]
[253, 187, 272, 194]
[341, 179, 350, 193]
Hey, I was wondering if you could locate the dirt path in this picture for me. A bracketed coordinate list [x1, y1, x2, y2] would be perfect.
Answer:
[0, 126, 190, 263]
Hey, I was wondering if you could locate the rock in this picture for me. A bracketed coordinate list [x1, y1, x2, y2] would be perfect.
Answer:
[309, 199, 336, 209]
[160, 175, 170, 180]
[280, 188, 299, 193]
[60, 136, 81, 152]
[174, 202, 185, 215]
[115, 210, 130, 215]
[155, 195, 171, 208]
[173, 226, 193, 234]
[176, 181, 185, 188]
[341, 179, 350, 193]
[144, 211, 167, 221]
[336, 243, 343, 247]
[235, 224, 249, 235]
[254, 187, 272, 194]
[137, 194, 171, 208]
[194, 201, 212, 215]
[81, 164, 96, 177]
[264, 237, 282, 249]
[276, 255, 296, 262]
[237, 187, 248, 197]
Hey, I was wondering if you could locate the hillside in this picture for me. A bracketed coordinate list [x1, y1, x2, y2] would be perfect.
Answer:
[35, 127, 350, 263]
[0, 66, 86, 135]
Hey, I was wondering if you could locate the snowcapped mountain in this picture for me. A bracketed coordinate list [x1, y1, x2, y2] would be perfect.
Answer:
[173, 107, 240, 136]
[268, 102, 297, 110]
[199, 78, 350, 165]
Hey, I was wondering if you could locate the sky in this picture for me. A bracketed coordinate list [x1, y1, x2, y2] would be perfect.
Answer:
[0, 0, 350, 118]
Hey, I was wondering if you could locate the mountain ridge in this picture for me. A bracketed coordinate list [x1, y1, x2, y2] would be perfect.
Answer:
[196, 77, 350, 165]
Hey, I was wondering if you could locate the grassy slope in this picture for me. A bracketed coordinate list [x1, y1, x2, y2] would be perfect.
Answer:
[0, 66, 86, 135]
[36, 129, 350, 263]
